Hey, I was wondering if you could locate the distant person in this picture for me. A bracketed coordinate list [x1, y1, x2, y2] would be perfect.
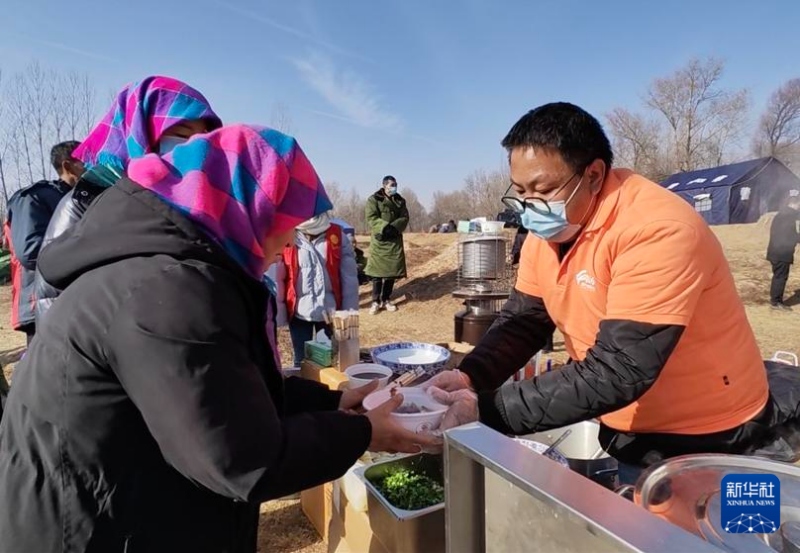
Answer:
[767, 194, 800, 310]
[280, 211, 360, 366]
[34, 76, 221, 327]
[438, 220, 456, 233]
[365, 175, 409, 314]
[3, 141, 84, 344]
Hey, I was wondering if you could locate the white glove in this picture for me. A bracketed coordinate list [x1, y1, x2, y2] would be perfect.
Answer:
[428, 386, 478, 431]
[421, 369, 472, 393]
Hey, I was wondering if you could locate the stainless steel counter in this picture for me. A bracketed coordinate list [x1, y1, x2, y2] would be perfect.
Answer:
[444, 423, 726, 553]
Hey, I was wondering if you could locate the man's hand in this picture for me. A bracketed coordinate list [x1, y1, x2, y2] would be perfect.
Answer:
[339, 380, 379, 412]
[365, 393, 442, 453]
[427, 387, 478, 431]
[421, 369, 472, 393]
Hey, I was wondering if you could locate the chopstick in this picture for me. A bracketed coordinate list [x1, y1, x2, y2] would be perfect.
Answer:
[391, 367, 427, 388]
[330, 309, 360, 342]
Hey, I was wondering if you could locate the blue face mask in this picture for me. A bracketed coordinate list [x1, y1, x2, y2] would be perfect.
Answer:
[385, 185, 398, 196]
[159, 135, 188, 155]
[520, 177, 586, 242]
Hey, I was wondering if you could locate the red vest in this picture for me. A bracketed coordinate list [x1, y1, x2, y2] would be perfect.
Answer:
[283, 224, 343, 319]
[3, 220, 22, 329]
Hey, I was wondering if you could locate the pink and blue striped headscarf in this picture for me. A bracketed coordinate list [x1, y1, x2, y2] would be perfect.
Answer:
[127, 124, 333, 280]
[73, 76, 222, 173]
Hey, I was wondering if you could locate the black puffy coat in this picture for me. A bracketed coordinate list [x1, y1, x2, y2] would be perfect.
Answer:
[0, 178, 371, 553]
[33, 178, 106, 327]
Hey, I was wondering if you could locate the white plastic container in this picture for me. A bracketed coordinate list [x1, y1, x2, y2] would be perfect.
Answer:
[480, 220, 505, 234]
[362, 387, 447, 434]
[344, 363, 393, 390]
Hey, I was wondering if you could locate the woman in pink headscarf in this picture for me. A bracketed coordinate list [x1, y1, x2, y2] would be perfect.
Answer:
[1, 124, 436, 553]
[35, 75, 223, 326]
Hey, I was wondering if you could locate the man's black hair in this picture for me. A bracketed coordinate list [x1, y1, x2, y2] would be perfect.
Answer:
[382, 175, 397, 185]
[501, 102, 613, 173]
[50, 140, 82, 173]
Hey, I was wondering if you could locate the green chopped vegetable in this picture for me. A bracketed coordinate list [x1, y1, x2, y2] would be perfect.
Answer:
[375, 468, 444, 510]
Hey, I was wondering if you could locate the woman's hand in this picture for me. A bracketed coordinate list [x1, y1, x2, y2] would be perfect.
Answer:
[339, 380, 379, 412]
[364, 393, 442, 453]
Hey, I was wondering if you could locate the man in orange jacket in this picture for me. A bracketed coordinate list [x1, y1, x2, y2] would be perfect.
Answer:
[426, 103, 773, 485]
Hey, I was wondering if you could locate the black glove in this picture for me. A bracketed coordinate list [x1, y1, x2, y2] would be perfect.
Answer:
[381, 225, 399, 239]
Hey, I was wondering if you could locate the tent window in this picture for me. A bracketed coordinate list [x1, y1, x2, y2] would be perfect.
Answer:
[740, 187, 751, 201]
[693, 193, 712, 213]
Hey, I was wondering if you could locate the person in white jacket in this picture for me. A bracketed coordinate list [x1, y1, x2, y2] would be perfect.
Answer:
[278, 211, 360, 366]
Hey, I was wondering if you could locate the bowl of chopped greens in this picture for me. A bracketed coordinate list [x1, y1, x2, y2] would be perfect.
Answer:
[359, 453, 446, 519]
[362, 387, 448, 434]
[375, 468, 445, 511]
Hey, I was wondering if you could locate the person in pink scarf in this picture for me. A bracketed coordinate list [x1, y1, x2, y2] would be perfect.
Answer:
[1, 124, 437, 553]
[35, 75, 223, 326]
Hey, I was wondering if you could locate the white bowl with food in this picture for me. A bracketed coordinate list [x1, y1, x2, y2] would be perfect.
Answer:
[362, 387, 448, 434]
[344, 363, 393, 390]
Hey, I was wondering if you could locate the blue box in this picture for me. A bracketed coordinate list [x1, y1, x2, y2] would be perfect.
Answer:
[720, 474, 780, 534]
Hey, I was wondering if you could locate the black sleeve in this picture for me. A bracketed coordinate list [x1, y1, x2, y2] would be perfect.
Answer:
[107, 269, 371, 502]
[477, 320, 685, 435]
[283, 376, 342, 414]
[459, 288, 556, 391]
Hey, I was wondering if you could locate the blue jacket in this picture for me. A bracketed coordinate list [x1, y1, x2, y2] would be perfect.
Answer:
[5, 180, 70, 328]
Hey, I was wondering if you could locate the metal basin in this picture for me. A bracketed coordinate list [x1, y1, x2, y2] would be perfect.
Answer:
[522, 420, 618, 489]
[355, 453, 445, 553]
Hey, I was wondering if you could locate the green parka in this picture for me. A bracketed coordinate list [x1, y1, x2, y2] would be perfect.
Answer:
[364, 189, 409, 278]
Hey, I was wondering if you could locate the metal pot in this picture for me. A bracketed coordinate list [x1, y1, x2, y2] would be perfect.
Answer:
[524, 420, 619, 490]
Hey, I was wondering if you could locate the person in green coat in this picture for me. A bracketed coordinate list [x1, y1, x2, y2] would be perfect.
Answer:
[365, 175, 409, 314]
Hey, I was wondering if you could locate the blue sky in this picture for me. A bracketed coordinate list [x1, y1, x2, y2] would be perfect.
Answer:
[2, 0, 800, 206]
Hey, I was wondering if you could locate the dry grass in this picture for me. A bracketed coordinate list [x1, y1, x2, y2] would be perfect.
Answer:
[1, 220, 799, 552]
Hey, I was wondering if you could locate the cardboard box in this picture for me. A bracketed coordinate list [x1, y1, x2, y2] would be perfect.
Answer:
[299, 360, 349, 391]
[301, 481, 335, 543]
[299, 359, 348, 543]
[327, 490, 390, 553]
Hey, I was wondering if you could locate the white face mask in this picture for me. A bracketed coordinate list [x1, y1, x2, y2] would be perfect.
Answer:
[158, 136, 188, 155]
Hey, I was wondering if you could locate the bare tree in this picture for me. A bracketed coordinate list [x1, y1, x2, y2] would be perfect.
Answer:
[270, 102, 293, 134]
[62, 72, 83, 140]
[399, 187, 428, 232]
[50, 70, 68, 143]
[646, 57, 749, 171]
[606, 108, 667, 179]
[79, 74, 96, 136]
[24, 62, 52, 180]
[754, 78, 800, 167]
[430, 190, 473, 225]
[462, 168, 508, 219]
[0, 69, 10, 211]
[324, 181, 367, 233]
[9, 74, 35, 186]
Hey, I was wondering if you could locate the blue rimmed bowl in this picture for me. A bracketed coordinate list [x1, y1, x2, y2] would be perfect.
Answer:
[370, 342, 451, 376]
